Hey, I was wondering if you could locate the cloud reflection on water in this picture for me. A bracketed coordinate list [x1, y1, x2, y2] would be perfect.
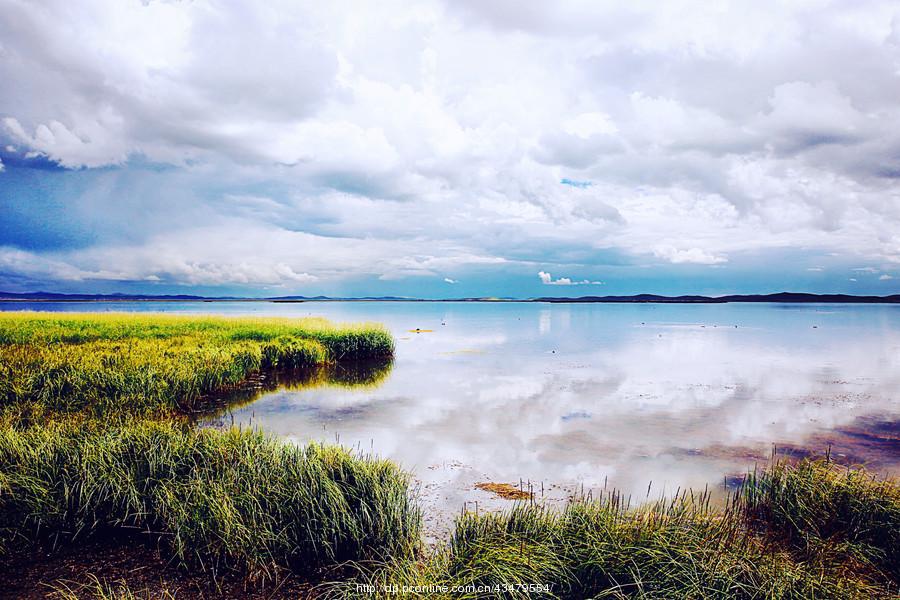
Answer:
[205, 302, 900, 532]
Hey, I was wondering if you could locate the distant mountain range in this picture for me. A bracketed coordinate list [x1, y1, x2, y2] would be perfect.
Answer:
[536, 293, 900, 303]
[1, 291, 899, 303]
[0, 291, 240, 301]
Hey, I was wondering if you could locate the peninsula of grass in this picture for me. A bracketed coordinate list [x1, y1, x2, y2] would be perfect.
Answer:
[0, 313, 413, 595]
[0, 312, 393, 420]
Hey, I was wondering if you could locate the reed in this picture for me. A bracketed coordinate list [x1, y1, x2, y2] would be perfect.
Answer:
[738, 457, 900, 585]
[48, 575, 177, 600]
[0, 421, 420, 582]
[331, 461, 899, 599]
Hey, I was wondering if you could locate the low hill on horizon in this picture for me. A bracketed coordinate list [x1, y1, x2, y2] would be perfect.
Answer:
[536, 292, 900, 303]
[1, 291, 899, 304]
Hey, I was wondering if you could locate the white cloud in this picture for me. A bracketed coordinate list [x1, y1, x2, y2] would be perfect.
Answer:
[806, 267, 824, 272]
[758, 81, 863, 152]
[3, 117, 129, 169]
[653, 246, 728, 265]
[879, 274, 894, 280]
[2, 1, 900, 290]
[538, 271, 602, 286]
[0, 222, 502, 288]
[443, 278, 459, 284]
[562, 112, 617, 138]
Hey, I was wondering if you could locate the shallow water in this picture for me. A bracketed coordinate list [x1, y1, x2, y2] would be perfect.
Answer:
[5, 301, 900, 535]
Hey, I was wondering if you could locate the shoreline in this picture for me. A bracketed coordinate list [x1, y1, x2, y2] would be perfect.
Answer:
[4, 452, 897, 598]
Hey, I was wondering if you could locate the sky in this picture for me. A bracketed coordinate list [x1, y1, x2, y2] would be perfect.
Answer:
[2, 0, 900, 298]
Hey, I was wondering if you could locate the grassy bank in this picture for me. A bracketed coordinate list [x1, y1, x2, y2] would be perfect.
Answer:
[0, 313, 393, 420]
[0, 421, 420, 582]
[2, 429, 897, 597]
[0, 313, 410, 595]
[739, 458, 900, 584]
[333, 460, 899, 599]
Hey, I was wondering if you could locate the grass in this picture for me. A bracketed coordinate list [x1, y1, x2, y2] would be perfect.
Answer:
[48, 575, 177, 600]
[0, 313, 410, 591]
[0, 312, 897, 597]
[0, 312, 393, 420]
[0, 420, 420, 582]
[739, 457, 900, 585]
[330, 460, 899, 599]
[3, 423, 897, 597]
[474, 482, 533, 500]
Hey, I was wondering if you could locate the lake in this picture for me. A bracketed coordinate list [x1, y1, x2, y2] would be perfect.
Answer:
[5, 300, 899, 537]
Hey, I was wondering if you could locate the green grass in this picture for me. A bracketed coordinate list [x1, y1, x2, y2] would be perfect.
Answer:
[331, 461, 899, 599]
[0, 313, 408, 590]
[0, 421, 420, 582]
[739, 458, 900, 585]
[0, 312, 393, 419]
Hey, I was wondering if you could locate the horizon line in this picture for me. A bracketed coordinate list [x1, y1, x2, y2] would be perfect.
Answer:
[1, 290, 899, 304]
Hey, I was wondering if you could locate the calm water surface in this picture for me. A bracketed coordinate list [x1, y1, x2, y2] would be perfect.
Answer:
[5, 301, 899, 534]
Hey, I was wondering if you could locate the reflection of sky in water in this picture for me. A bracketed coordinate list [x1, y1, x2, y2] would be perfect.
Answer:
[206, 302, 899, 526]
[6, 301, 900, 531]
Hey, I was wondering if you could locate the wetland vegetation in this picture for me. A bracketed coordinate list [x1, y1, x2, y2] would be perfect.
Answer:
[0, 312, 897, 598]
[0, 313, 393, 422]
[336, 459, 899, 599]
[0, 422, 419, 580]
[0, 313, 405, 596]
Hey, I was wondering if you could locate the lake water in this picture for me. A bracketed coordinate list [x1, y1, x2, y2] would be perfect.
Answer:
[5, 301, 899, 536]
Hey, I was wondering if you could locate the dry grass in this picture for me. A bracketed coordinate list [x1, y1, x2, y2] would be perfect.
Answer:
[475, 482, 533, 501]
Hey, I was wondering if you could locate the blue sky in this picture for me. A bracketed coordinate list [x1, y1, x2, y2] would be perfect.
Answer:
[1, 0, 900, 298]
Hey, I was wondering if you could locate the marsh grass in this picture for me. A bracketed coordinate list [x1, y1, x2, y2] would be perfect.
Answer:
[48, 575, 177, 600]
[0, 313, 416, 592]
[330, 461, 899, 599]
[0, 421, 420, 582]
[738, 457, 900, 585]
[0, 312, 393, 419]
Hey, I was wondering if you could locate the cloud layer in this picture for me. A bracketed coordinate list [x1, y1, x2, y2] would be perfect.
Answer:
[1, 0, 900, 295]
